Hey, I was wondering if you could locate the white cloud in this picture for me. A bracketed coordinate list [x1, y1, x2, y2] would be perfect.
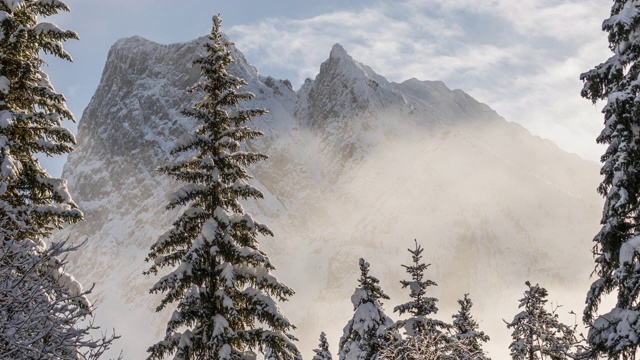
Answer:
[228, 0, 611, 161]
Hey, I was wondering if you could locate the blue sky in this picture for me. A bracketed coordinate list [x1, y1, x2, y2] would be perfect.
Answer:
[40, 0, 611, 176]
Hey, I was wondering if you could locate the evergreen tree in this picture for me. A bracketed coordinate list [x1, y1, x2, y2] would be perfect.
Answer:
[506, 282, 576, 360]
[581, 1, 640, 358]
[0, 0, 81, 238]
[339, 258, 398, 360]
[312, 332, 332, 360]
[393, 240, 449, 337]
[145, 14, 299, 360]
[452, 294, 490, 360]
[0, 1, 115, 358]
[378, 331, 461, 360]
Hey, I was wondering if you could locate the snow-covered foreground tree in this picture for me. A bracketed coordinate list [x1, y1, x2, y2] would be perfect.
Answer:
[0, 0, 116, 358]
[312, 332, 332, 360]
[0, 237, 115, 359]
[452, 294, 490, 360]
[145, 14, 299, 360]
[393, 240, 449, 337]
[339, 258, 398, 360]
[506, 282, 576, 359]
[581, 1, 640, 358]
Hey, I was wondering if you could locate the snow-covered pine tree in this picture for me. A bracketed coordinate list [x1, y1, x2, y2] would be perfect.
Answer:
[506, 282, 576, 360]
[393, 240, 449, 337]
[581, 1, 640, 358]
[312, 332, 332, 360]
[452, 293, 490, 360]
[145, 14, 299, 360]
[339, 258, 399, 360]
[0, 1, 116, 358]
[378, 331, 461, 360]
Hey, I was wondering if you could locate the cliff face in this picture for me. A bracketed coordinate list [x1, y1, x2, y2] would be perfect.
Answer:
[55, 35, 602, 358]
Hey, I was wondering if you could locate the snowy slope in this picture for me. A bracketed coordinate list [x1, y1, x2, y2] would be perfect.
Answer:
[54, 35, 602, 359]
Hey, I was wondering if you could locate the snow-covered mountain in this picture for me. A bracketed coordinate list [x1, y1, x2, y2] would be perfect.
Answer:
[53, 35, 602, 358]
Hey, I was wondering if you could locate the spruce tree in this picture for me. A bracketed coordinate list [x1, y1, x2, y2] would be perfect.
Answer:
[339, 258, 398, 360]
[506, 282, 576, 360]
[0, 1, 115, 358]
[312, 332, 332, 360]
[145, 14, 299, 360]
[581, 1, 640, 358]
[452, 294, 490, 360]
[393, 240, 449, 337]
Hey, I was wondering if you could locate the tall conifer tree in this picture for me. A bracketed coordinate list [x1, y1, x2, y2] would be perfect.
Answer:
[145, 14, 299, 360]
[339, 258, 398, 360]
[0, 1, 115, 358]
[581, 1, 640, 358]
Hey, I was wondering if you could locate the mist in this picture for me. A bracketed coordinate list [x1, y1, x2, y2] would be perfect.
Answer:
[52, 34, 605, 359]
[237, 109, 603, 358]
[63, 111, 603, 359]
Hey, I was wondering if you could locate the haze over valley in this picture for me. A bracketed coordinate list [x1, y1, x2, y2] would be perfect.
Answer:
[53, 34, 603, 358]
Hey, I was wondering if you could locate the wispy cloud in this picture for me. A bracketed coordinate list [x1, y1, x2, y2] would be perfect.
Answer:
[228, 0, 611, 161]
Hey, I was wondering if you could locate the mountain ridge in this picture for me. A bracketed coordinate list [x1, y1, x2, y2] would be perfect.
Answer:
[55, 34, 601, 359]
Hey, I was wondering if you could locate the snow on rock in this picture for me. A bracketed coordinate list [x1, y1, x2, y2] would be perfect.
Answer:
[329, 43, 349, 59]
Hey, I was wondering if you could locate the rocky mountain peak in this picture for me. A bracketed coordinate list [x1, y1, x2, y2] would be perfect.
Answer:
[295, 43, 403, 130]
[317, 43, 387, 87]
[329, 43, 349, 59]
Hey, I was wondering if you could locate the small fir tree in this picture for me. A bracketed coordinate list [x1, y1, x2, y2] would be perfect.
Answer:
[506, 282, 576, 360]
[0, 1, 116, 358]
[339, 258, 399, 360]
[145, 14, 299, 360]
[393, 240, 449, 337]
[581, 1, 640, 358]
[312, 332, 332, 360]
[452, 293, 490, 360]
